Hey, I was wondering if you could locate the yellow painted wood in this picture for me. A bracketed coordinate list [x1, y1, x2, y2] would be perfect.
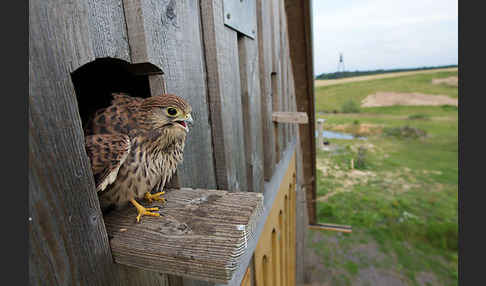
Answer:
[249, 151, 296, 286]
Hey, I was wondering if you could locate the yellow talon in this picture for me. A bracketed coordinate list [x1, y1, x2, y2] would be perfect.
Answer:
[130, 199, 160, 223]
[144, 191, 166, 203]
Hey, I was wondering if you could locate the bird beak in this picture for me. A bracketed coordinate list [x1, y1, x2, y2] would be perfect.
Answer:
[185, 113, 193, 126]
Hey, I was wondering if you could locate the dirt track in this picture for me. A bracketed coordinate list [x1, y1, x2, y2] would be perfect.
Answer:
[362, 92, 458, 107]
[315, 67, 458, 87]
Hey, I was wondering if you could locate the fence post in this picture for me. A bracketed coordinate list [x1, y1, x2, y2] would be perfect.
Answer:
[316, 119, 325, 149]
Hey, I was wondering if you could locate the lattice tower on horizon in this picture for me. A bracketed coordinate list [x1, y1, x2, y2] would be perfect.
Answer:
[337, 52, 345, 73]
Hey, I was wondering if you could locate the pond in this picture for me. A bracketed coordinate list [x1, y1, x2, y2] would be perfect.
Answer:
[315, 130, 367, 140]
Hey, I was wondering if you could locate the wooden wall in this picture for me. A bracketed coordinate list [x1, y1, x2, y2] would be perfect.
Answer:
[29, 0, 311, 285]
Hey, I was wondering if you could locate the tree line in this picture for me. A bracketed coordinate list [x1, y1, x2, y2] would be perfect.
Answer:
[315, 65, 458, 80]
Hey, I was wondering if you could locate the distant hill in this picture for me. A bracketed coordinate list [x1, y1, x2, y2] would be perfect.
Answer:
[315, 65, 458, 80]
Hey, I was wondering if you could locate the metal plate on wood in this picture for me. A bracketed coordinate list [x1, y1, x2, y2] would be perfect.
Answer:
[223, 0, 256, 39]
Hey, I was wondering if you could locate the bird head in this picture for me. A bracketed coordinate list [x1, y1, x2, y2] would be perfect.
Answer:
[139, 94, 193, 139]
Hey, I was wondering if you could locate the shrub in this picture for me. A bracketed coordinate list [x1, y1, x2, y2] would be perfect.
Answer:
[318, 204, 334, 218]
[441, 105, 458, 111]
[408, 114, 430, 120]
[425, 221, 458, 251]
[383, 125, 427, 139]
[341, 100, 361, 113]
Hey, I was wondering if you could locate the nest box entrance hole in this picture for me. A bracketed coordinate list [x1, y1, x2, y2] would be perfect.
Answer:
[71, 58, 164, 132]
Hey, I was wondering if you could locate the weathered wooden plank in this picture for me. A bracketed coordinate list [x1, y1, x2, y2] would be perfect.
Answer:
[104, 188, 264, 283]
[149, 74, 167, 96]
[285, 0, 317, 225]
[256, 0, 276, 181]
[123, 0, 217, 190]
[86, 0, 131, 61]
[238, 35, 264, 194]
[116, 265, 171, 286]
[278, 0, 289, 152]
[309, 223, 353, 233]
[200, 0, 248, 192]
[29, 1, 118, 285]
[270, 0, 284, 164]
[288, 59, 308, 286]
[272, 112, 309, 124]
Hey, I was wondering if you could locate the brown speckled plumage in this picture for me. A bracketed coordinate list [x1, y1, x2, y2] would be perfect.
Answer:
[84, 93, 192, 212]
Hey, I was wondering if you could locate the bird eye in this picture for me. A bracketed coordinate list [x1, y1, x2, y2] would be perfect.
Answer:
[167, 107, 178, 116]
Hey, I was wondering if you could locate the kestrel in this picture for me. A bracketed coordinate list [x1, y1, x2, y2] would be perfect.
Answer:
[84, 93, 193, 222]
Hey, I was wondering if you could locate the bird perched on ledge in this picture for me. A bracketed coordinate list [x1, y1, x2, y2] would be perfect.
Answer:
[84, 93, 193, 222]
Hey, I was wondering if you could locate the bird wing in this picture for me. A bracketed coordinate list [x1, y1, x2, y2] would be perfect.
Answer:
[85, 134, 131, 192]
[84, 93, 142, 136]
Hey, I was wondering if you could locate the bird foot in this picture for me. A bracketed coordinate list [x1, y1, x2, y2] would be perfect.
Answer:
[144, 191, 166, 203]
[130, 199, 160, 223]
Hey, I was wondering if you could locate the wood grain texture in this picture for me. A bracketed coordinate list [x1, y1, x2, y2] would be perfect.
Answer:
[238, 35, 264, 194]
[122, 0, 149, 62]
[149, 74, 168, 97]
[309, 223, 353, 233]
[284, 0, 317, 225]
[123, 0, 217, 190]
[256, 0, 276, 182]
[86, 0, 131, 61]
[270, 0, 284, 165]
[29, 1, 116, 285]
[272, 112, 309, 124]
[104, 188, 264, 283]
[200, 0, 248, 192]
[278, 0, 289, 154]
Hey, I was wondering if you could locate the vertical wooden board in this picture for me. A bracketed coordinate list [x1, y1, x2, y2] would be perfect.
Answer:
[117, 265, 170, 286]
[256, 0, 276, 181]
[281, 50, 289, 150]
[30, 0, 95, 73]
[86, 0, 131, 61]
[200, 0, 248, 192]
[29, 1, 119, 285]
[271, 74, 281, 163]
[238, 35, 265, 194]
[282, 14, 305, 282]
[270, 0, 284, 165]
[288, 61, 298, 141]
[278, 0, 289, 151]
[129, 0, 217, 189]
[285, 0, 317, 225]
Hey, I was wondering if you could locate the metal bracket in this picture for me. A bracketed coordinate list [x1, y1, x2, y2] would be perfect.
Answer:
[223, 0, 256, 39]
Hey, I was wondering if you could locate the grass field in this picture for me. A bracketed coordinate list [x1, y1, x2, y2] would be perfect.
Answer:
[305, 71, 458, 286]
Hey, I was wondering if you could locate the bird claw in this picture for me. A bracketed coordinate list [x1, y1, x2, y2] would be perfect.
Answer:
[136, 207, 160, 223]
[144, 191, 166, 203]
[130, 199, 160, 223]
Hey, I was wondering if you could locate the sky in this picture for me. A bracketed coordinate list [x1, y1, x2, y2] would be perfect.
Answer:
[312, 0, 458, 76]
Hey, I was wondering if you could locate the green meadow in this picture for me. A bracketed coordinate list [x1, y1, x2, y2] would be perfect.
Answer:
[306, 70, 458, 286]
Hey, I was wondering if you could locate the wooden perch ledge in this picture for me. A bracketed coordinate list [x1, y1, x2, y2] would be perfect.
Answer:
[104, 188, 264, 283]
[272, 111, 309, 124]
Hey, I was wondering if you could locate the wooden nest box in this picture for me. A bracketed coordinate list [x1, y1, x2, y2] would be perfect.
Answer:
[29, 0, 315, 285]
